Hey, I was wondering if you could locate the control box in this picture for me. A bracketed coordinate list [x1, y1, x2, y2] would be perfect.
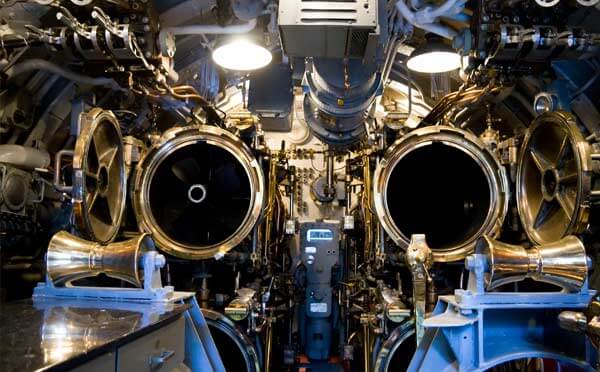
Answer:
[299, 220, 341, 360]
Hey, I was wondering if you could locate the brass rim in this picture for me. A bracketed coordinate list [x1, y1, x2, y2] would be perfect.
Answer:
[373, 126, 509, 262]
[133, 126, 265, 260]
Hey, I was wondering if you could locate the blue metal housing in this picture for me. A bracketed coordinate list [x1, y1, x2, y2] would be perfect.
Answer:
[303, 58, 382, 147]
[408, 253, 597, 371]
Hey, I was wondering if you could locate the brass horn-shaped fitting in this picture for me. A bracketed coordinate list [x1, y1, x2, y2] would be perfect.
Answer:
[475, 235, 589, 292]
[46, 231, 160, 288]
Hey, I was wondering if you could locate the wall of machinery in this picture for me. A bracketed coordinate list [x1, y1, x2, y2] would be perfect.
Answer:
[0, 0, 600, 371]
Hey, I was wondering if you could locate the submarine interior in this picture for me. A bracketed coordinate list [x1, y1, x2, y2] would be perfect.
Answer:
[1, 0, 600, 371]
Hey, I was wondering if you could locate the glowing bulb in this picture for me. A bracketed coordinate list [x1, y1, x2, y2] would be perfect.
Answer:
[406, 51, 461, 74]
[212, 40, 272, 71]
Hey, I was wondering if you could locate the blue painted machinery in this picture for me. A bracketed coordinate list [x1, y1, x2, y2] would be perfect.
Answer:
[303, 58, 382, 147]
[298, 220, 342, 360]
[408, 235, 598, 371]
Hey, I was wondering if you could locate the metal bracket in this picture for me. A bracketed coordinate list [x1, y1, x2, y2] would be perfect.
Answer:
[406, 234, 433, 345]
[53, 149, 73, 193]
[408, 250, 597, 371]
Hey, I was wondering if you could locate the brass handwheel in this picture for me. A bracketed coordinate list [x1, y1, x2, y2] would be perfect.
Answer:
[72, 108, 126, 244]
[517, 111, 593, 245]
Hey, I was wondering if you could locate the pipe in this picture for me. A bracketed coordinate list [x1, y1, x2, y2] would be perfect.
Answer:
[325, 151, 335, 198]
[5, 59, 121, 89]
[345, 162, 352, 216]
[264, 321, 273, 372]
[399, 0, 465, 24]
[371, 335, 382, 371]
[0, 145, 50, 170]
[363, 322, 371, 372]
[362, 155, 374, 261]
[418, 22, 457, 39]
[161, 18, 257, 36]
[254, 333, 264, 370]
[288, 166, 295, 220]
[395, 0, 464, 39]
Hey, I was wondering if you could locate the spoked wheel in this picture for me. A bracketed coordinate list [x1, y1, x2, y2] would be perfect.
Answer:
[517, 112, 593, 245]
[73, 108, 126, 244]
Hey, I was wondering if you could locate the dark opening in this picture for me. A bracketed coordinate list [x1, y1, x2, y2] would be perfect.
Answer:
[542, 169, 558, 198]
[387, 333, 416, 371]
[386, 142, 491, 250]
[149, 141, 251, 247]
[208, 322, 249, 372]
[98, 165, 109, 194]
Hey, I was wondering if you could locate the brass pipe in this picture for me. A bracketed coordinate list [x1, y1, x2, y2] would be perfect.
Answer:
[325, 150, 335, 198]
[362, 155, 373, 261]
[265, 321, 273, 372]
[263, 157, 278, 264]
[363, 322, 371, 372]
[345, 162, 352, 214]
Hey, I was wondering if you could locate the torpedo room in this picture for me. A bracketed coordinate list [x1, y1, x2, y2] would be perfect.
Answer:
[0, 0, 599, 371]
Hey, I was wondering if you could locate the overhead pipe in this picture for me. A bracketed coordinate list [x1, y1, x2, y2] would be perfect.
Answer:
[160, 18, 257, 37]
[0, 145, 50, 170]
[395, 0, 466, 39]
[5, 59, 121, 89]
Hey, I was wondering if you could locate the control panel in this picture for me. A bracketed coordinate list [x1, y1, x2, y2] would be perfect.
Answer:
[299, 220, 341, 360]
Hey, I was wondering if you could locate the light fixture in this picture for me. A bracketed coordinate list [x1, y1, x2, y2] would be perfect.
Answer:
[406, 37, 461, 74]
[212, 38, 272, 71]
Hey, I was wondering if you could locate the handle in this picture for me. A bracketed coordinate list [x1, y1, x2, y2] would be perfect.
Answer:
[150, 350, 175, 371]
[53, 149, 73, 193]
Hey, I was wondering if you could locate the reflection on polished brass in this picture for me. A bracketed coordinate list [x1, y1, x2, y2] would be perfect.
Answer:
[476, 235, 588, 292]
[72, 108, 127, 244]
[46, 231, 154, 287]
[517, 111, 594, 245]
[41, 306, 141, 365]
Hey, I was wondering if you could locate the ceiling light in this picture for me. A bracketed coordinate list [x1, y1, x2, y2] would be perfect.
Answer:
[212, 39, 272, 71]
[406, 38, 461, 74]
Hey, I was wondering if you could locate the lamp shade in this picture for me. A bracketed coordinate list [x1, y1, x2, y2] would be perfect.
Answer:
[406, 39, 461, 74]
[212, 39, 272, 71]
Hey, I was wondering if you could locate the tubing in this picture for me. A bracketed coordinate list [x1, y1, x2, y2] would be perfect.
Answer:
[6, 59, 121, 89]
[395, 0, 465, 39]
[0, 145, 50, 170]
[161, 19, 257, 36]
